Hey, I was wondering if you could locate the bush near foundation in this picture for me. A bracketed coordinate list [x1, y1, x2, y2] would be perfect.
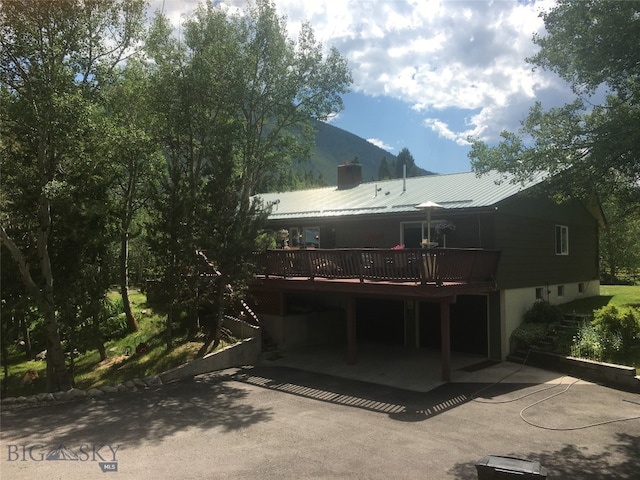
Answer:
[510, 300, 563, 350]
[524, 300, 563, 324]
[593, 305, 640, 347]
[511, 323, 551, 350]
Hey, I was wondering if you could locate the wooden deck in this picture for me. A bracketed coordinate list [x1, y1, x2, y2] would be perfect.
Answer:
[253, 248, 500, 298]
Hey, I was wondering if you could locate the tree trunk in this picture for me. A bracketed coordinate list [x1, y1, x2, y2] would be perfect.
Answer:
[197, 277, 224, 357]
[120, 233, 139, 332]
[19, 313, 32, 360]
[37, 192, 72, 392]
[42, 304, 72, 392]
[0, 223, 71, 392]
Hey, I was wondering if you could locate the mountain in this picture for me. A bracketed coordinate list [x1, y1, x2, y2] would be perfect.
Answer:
[291, 120, 432, 186]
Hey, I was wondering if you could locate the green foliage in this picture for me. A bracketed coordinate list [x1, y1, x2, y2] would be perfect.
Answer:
[510, 323, 550, 349]
[524, 300, 563, 325]
[468, 0, 640, 216]
[599, 197, 640, 284]
[1, 0, 354, 374]
[570, 304, 640, 364]
[0, 0, 147, 390]
[571, 322, 605, 362]
[592, 305, 640, 353]
[375, 148, 426, 182]
[100, 298, 129, 343]
[144, 0, 352, 349]
[394, 148, 420, 178]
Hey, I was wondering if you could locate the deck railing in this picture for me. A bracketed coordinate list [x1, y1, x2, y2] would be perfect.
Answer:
[253, 248, 500, 285]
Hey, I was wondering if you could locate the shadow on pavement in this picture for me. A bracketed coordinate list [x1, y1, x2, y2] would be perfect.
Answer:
[232, 365, 537, 422]
[450, 434, 640, 479]
[1, 374, 273, 448]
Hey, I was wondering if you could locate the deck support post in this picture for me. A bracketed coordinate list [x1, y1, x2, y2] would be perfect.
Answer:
[440, 296, 455, 382]
[346, 296, 357, 365]
[278, 292, 287, 316]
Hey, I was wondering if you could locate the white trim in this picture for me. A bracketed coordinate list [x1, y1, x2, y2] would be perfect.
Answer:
[555, 224, 569, 255]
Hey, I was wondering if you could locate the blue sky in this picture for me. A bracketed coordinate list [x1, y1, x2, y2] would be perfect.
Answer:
[152, 0, 573, 174]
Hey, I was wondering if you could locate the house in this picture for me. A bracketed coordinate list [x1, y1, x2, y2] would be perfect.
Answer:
[249, 164, 603, 380]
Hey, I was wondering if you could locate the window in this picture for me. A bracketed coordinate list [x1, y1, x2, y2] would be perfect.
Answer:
[555, 225, 569, 255]
[289, 226, 320, 248]
[535, 287, 544, 300]
[578, 282, 585, 294]
[557, 285, 565, 297]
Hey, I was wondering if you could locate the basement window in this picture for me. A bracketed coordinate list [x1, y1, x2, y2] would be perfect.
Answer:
[555, 225, 569, 255]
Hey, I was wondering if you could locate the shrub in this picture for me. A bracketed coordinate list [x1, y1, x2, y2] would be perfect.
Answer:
[104, 297, 124, 318]
[571, 321, 628, 363]
[101, 313, 129, 342]
[523, 300, 563, 324]
[592, 305, 640, 352]
[571, 322, 604, 361]
[510, 323, 550, 349]
[99, 298, 129, 342]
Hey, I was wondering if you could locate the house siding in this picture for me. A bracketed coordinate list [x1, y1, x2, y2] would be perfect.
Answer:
[492, 194, 599, 290]
[270, 210, 498, 250]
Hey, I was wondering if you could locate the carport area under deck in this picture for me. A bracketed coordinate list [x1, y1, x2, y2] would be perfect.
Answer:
[251, 248, 501, 383]
[251, 282, 497, 383]
[259, 343, 498, 393]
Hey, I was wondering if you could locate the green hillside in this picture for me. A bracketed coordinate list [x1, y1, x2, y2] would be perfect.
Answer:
[292, 120, 432, 186]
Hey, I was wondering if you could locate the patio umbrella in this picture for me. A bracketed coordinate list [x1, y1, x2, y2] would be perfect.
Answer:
[416, 201, 443, 245]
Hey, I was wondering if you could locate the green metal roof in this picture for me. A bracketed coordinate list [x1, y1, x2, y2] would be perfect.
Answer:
[257, 170, 546, 221]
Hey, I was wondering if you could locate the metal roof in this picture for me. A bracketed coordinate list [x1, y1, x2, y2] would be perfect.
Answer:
[256, 170, 546, 221]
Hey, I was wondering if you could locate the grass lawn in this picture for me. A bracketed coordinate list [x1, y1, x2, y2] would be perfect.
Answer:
[557, 285, 640, 315]
[1, 289, 236, 398]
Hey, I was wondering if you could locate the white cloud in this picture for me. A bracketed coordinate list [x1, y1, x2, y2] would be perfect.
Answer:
[367, 138, 394, 151]
[269, 0, 563, 144]
[423, 118, 467, 145]
[147, 0, 566, 145]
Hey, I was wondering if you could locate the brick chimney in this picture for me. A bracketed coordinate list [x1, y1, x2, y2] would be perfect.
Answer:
[337, 162, 362, 189]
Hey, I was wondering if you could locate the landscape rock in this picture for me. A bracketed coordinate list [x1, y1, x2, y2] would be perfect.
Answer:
[132, 378, 147, 388]
[53, 391, 67, 401]
[116, 384, 129, 393]
[144, 375, 162, 387]
[99, 385, 119, 394]
[68, 388, 87, 398]
[2, 397, 17, 405]
[124, 380, 136, 389]
[87, 388, 104, 397]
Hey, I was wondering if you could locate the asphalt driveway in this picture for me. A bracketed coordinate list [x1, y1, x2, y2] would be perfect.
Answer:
[1, 365, 639, 479]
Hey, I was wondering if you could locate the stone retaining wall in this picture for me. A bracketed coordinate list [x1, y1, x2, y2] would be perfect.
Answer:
[525, 350, 640, 393]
